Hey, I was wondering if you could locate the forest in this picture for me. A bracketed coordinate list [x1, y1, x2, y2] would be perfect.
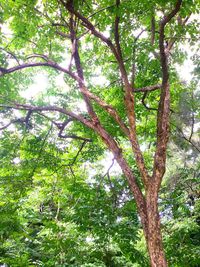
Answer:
[0, 0, 199, 266]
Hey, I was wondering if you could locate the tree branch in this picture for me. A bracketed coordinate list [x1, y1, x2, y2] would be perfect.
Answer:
[68, 8, 130, 136]
[141, 92, 158, 112]
[0, 48, 21, 65]
[59, 2, 148, 183]
[60, 0, 115, 47]
[171, 122, 200, 153]
[0, 103, 94, 129]
[0, 55, 129, 137]
[151, 14, 155, 46]
[133, 84, 162, 93]
[114, 0, 122, 60]
[153, 0, 182, 187]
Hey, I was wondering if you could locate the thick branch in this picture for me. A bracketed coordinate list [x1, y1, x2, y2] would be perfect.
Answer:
[153, 0, 182, 187]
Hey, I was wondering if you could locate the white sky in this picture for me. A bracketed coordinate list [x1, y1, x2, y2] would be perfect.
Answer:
[20, 73, 49, 99]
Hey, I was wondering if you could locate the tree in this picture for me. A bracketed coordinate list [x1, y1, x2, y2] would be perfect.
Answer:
[0, 0, 199, 266]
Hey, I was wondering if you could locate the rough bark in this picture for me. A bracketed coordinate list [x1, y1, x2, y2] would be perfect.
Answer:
[145, 182, 168, 267]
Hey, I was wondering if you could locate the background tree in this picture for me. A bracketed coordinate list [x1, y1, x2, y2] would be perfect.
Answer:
[0, 0, 199, 266]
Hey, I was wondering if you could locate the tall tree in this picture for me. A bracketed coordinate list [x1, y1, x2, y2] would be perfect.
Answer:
[0, 0, 199, 266]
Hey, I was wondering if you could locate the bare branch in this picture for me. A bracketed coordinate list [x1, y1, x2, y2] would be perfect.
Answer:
[58, 133, 92, 142]
[133, 84, 162, 93]
[26, 54, 50, 61]
[189, 91, 195, 142]
[0, 48, 21, 65]
[0, 61, 80, 82]
[33, 112, 89, 141]
[56, 117, 92, 141]
[171, 122, 200, 153]
[68, 140, 88, 166]
[55, 30, 71, 38]
[0, 120, 17, 130]
[141, 92, 158, 112]
[0, 110, 33, 130]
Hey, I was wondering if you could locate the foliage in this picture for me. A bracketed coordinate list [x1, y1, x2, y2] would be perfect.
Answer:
[0, 0, 199, 266]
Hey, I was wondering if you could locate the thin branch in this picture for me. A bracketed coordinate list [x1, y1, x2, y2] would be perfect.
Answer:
[0, 120, 17, 130]
[29, 124, 53, 178]
[171, 122, 200, 153]
[43, 116, 90, 141]
[131, 29, 146, 87]
[102, 158, 117, 204]
[77, 29, 90, 40]
[141, 92, 158, 111]
[87, 5, 115, 19]
[57, 118, 92, 141]
[133, 84, 162, 93]
[58, 134, 92, 142]
[26, 54, 50, 61]
[0, 48, 21, 65]
[189, 91, 195, 142]
[167, 14, 191, 52]
[69, 140, 88, 166]
[0, 110, 33, 130]
[55, 30, 71, 38]
[151, 14, 155, 45]
[59, 0, 120, 62]
[0, 103, 94, 129]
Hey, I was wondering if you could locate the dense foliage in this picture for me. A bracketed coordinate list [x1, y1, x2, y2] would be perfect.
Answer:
[0, 0, 199, 266]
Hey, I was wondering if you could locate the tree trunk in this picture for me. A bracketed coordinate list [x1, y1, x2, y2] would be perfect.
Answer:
[144, 182, 168, 267]
[118, 163, 168, 267]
